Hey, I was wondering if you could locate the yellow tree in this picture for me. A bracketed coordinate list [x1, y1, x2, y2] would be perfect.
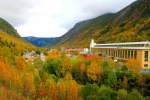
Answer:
[87, 61, 102, 81]
[61, 57, 72, 76]
[15, 56, 26, 70]
[22, 73, 35, 97]
[57, 73, 80, 100]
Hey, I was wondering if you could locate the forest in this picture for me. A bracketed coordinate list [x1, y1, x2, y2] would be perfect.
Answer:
[0, 36, 150, 100]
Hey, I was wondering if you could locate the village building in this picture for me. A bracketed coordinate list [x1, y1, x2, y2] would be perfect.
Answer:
[64, 48, 90, 55]
[40, 53, 46, 62]
[90, 39, 150, 70]
[23, 50, 36, 62]
[23, 51, 46, 63]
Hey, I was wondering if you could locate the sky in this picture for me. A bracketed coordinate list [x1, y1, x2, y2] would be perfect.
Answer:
[0, 0, 136, 37]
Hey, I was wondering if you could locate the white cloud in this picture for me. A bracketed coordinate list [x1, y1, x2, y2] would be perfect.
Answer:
[0, 0, 136, 37]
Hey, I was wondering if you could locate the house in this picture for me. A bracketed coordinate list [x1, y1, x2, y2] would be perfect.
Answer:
[23, 51, 36, 62]
[40, 53, 46, 62]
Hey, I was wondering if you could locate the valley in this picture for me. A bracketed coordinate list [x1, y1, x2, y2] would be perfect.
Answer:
[0, 0, 150, 99]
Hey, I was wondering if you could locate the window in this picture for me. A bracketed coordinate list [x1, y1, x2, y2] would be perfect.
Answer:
[116, 50, 118, 57]
[119, 50, 121, 58]
[144, 51, 148, 61]
[131, 50, 134, 59]
[128, 50, 131, 58]
[134, 51, 137, 59]
[113, 50, 115, 57]
[115, 50, 117, 57]
[110, 50, 112, 56]
[105, 50, 107, 55]
[108, 49, 110, 56]
[117, 50, 119, 57]
[121, 50, 123, 58]
[120, 50, 122, 58]
[123, 50, 125, 58]
[125, 50, 128, 59]
[144, 64, 148, 68]
[113, 50, 114, 57]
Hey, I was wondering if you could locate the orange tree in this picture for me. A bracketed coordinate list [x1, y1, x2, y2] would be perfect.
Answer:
[87, 61, 102, 82]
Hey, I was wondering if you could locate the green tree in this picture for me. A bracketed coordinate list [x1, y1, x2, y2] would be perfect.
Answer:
[144, 96, 150, 100]
[127, 89, 144, 100]
[97, 85, 117, 100]
[101, 60, 110, 75]
[107, 70, 117, 88]
[80, 84, 99, 100]
[87, 95, 99, 100]
[44, 58, 62, 77]
[35, 48, 41, 55]
[117, 89, 127, 100]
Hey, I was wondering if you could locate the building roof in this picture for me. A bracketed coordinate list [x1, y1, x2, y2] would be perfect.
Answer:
[93, 46, 150, 50]
[95, 41, 150, 46]
[90, 40, 150, 50]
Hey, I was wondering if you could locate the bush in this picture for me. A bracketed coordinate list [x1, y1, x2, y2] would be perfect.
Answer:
[127, 89, 144, 100]
[87, 95, 99, 100]
[44, 58, 62, 77]
[97, 85, 117, 100]
[106, 70, 117, 88]
[80, 84, 99, 100]
[144, 96, 150, 100]
[117, 89, 127, 100]
[101, 60, 111, 75]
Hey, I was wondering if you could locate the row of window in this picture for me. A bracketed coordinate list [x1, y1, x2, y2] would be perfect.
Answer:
[100, 49, 149, 62]
[144, 51, 148, 61]
[100, 49, 137, 59]
[142, 51, 148, 68]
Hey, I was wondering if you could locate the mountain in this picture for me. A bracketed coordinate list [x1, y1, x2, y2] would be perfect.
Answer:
[0, 32, 35, 52]
[0, 17, 35, 55]
[24, 36, 59, 47]
[0, 17, 19, 37]
[53, 0, 150, 48]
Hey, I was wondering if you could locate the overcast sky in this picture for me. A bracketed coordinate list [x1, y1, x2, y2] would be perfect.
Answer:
[0, 0, 136, 37]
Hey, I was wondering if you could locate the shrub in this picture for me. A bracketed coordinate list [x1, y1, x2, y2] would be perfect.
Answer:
[106, 70, 117, 88]
[144, 96, 150, 100]
[44, 58, 62, 77]
[127, 89, 144, 100]
[97, 85, 117, 100]
[80, 84, 99, 100]
[117, 89, 127, 100]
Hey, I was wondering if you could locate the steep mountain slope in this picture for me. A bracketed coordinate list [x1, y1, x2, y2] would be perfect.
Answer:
[0, 17, 35, 56]
[54, 0, 150, 48]
[0, 32, 35, 53]
[0, 17, 19, 37]
[24, 36, 59, 47]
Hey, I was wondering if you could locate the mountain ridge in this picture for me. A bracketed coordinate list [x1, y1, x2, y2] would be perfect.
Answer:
[0, 17, 35, 52]
[52, 0, 150, 48]
[24, 36, 59, 47]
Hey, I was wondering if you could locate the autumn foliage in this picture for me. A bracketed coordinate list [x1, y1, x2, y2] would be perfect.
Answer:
[0, 43, 150, 99]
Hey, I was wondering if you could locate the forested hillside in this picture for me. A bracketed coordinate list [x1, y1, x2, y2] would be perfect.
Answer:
[0, 17, 19, 37]
[0, 32, 35, 63]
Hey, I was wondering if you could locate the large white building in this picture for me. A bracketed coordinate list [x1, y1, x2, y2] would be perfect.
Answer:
[90, 39, 150, 70]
